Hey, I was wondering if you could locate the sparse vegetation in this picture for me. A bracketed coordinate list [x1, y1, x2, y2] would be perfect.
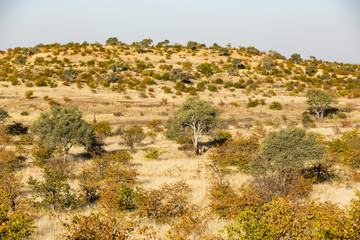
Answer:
[1, 39, 360, 239]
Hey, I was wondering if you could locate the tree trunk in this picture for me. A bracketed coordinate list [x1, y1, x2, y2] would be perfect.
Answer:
[63, 147, 67, 164]
[194, 133, 199, 155]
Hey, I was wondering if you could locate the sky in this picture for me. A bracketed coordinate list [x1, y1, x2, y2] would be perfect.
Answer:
[0, 0, 359, 63]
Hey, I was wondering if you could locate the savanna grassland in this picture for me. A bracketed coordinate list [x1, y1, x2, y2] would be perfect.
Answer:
[1, 39, 360, 239]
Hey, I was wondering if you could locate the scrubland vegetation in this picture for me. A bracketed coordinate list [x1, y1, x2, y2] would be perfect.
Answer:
[0, 38, 360, 239]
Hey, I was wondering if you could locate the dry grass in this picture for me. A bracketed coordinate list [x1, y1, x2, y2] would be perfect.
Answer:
[2, 46, 360, 239]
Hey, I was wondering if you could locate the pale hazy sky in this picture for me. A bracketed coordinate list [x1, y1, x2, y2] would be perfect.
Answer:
[0, 0, 359, 63]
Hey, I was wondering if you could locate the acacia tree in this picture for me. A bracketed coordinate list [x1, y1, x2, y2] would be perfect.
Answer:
[31, 105, 96, 163]
[305, 89, 336, 121]
[167, 97, 220, 155]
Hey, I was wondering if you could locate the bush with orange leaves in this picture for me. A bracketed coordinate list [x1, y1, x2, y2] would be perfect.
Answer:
[78, 151, 137, 210]
[208, 134, 260, 173]
[135, 181, 192, 223]
[224, 191, 360, 239]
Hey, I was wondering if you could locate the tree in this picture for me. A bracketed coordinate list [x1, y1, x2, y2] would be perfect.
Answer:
[166, 97, 220, 155]
[13, 55, 27, 65]
[259, 127, 324, 171]
[186, 41, 198, 51]
[261, 57, 275, 74]
[28, 165, 76, 209]
[63, 69, 79, 82]
[119, 125, 146, 152]
[329, 129, 360, 168]
[305, 89, 336, 121]
[197, 63, 213, 78]
[105, 37, 122, 46]
[305, 64, 317, 75]
[0, 108, 9, 124]
[218, 48, 230, 56]
[108, 62, 128, 72]
[134, 39, 153, 53]
[31, 105, 96, 163]
[290, 53, 303, 64]
[232, 58, 243, 68]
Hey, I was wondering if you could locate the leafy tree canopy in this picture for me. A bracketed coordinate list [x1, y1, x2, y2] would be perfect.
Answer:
[305, 89, 336, 121]
[166, 97, 220, 154]
[31, 105, 95, 162]
[260, 127, 324, 171]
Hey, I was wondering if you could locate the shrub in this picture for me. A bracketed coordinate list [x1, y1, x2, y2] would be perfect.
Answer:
[135, 181, 192, 223]
[209, 135, 259, 172]
[269, 101, 283, 110]
[247, 98, 265, 108]
[302, 111, 315, 127]
[208, 179, 263, 219]
[146, 119, 163, 132]
[210, 129, 232, 146]
[0, 108, 9, 124]
[337, 112, 347, 119]
[328, 129, 360, 168]
[28, 165, 76, 209]
[93, 121, 112, 137]
[20, 111, 29, 116]
[113, 111, 123, 117]
[259, 127, 324, 172]
[223, 197, 353, 239]
[207, 85, 218, 92]
[0, 206, 34, 240]
[6, 122, 28, 135]
[197, 63, 213, 77]
[228, 67, 239, 76]
[24, 90, 33, 99]
[78, 151, 136, 205]
[62, 213, 133, 239]
[119, 125, 146, 151]
[144, 148, 165, 160]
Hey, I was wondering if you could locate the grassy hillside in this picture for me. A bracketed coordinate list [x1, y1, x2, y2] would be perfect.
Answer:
[1, 39, 360, 239]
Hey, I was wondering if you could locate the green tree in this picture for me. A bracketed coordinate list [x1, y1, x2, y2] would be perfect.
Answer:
[105, 37, 122, 46]
[197, 63, 213, 78]
[186, 41, 198, 51]
[290, 53, 303, 64]
[0, 108, 9, 124]
[305, 89, 336, 121]
[218, 48, 230, 56]
[119, 125, 146, 152]
[261, 57, 275, 74]
[232, 58, 243, 68]
[108, 62, 128, 72]
[259, 127, 324, 171]
[31, 105, 96, 163]
[13, 55, 27, 65]
[134, 39, 153, 53]
[166, 97, 220, 155]
[305, 64, 317, 75]
[63, 69, 79, 82]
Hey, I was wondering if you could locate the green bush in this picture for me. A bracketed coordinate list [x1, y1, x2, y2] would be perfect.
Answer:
[207, 85, 218, 92]
[269, 101, 283, 110]
[337, 112, 347, 119]
[24, 90, 33, 99]
[144, 148, 165, 160]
